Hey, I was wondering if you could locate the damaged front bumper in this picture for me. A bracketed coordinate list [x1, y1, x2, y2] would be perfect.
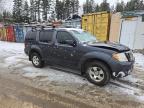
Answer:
[112, 63, 134, 78]
[113, 68, 133, 78]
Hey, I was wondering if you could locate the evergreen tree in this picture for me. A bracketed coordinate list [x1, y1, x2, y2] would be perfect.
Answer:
[116, 1, 125, 12]
[124, 0, 144, 11]
[23, 0, 30, 23]
[1, 11, 13, 23]
[49, 0, 56, 21]
[55, 0, 62, 20]
[0, 14, 3, 22]
[83, 2, 87, 14]
[64, 0, 71, 19]
[41, 0, 51, 21]
[13, 0, 23, 23]
[30, 0, 36, 21]
[35, 0, 41, 22]
[83, 0, 95, 14]
[95, 4, 100, 12]
[73, 0, 79, 14]
[100, 0, 110, 11]
[55, 0, 79, 20]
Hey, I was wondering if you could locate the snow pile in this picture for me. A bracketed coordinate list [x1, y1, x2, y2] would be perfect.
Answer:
[134, 53, 144, 69]
[122, 75, 142, 83]
[0, 41, 24, 55]
[22, 66, 88, 85]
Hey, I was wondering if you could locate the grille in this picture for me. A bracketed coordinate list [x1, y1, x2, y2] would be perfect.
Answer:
[125, 51, 134, 62]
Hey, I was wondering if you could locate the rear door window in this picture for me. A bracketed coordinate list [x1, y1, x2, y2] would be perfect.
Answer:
[25, 31, 37, 41]
[39, 30, 54, 43]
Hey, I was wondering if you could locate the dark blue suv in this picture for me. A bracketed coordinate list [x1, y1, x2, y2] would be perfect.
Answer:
[24, 28, 134, 86]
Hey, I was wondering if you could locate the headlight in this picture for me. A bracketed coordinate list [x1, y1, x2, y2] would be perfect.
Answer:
[113, 53, 128, 62]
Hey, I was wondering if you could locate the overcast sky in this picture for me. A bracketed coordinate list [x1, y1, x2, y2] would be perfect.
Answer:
[79, 0, 130, 5]
[0, 0, 131, 13]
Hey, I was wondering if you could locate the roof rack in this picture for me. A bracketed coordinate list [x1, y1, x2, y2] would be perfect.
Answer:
[31, 24, 54, 31]
[31, 23, 75, 31]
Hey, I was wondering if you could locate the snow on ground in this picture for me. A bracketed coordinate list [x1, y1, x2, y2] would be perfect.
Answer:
[134, 53, 144, 70]
[22, 66, 89, 85]
[0, 41, 144, 102]
[0, 41, 24, 55]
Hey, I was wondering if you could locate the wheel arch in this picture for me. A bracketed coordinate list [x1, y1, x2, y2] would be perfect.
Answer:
[29, 49, 42, 61]
[81, 58, 112, 76]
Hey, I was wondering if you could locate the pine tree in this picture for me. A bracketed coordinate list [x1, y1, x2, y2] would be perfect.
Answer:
[1, 11, 13, 23]
[95, 4, 100, 12]
[83, 3, 87, 14]
[116, 1, 125, 12]
[124, 0, 144, 11]
[41, 0, 51, 21]
[35, 0, 41, 22]
[23, 0, 30, 23]
[83, 0, 95, 14]
[65, 0, 71, 19]
[30, 0, 36, 21]
[73, 0, 79, 14]
[55, 0, 62, 20]
[0, 14, 3, 22]
[100, 0, 110, 11]
[13, 0, 23, 23]
[49, 0, 56, 21]
[90, 0, 95, 12]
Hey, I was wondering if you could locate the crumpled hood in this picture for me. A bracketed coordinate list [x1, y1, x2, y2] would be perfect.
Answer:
[87, 41, 130, 52]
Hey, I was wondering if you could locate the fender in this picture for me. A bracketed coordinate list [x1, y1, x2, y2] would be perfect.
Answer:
[29, 45, 44, 60]
[78, 51, 112, 70]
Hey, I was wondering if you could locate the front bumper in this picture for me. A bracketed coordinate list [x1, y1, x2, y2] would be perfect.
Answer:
[110, 60, 134, 78]
[113, 65, 134, 78]
[110, 56, 135, 79]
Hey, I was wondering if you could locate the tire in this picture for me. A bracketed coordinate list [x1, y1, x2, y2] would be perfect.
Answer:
[85, 61, 111, 86]
[31, 52, 44, 68]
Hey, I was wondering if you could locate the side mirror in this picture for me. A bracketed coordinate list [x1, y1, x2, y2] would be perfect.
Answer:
[65, 40, 77, 47]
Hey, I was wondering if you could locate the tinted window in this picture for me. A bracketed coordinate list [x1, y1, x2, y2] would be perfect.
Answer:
[39, 30, 54, 43]
[25, 31, 36, 41]
[57, 31, 74, 44]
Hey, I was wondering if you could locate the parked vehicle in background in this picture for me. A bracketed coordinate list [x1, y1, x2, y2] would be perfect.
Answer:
[24, 27, 135, 86]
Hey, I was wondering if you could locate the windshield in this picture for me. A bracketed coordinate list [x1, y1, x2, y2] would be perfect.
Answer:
[70, 30, 97, 43]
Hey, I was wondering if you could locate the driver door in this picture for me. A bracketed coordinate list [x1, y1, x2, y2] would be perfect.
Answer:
[53, 31, 79, 69]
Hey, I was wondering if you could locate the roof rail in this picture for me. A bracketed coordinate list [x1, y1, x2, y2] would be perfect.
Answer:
[31, 24, 54, 31]
[31, 23, 75, 31]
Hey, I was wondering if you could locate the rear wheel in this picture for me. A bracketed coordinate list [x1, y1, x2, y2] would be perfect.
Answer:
[31, 53, 44, 68]
[86, 61, 111, 86]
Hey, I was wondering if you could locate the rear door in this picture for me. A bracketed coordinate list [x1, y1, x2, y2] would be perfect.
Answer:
[39, 30, 55, 62]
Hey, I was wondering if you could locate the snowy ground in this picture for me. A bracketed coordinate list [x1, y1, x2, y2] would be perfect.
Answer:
[0, 41, 144, 108]
[134, 53, 144, 69]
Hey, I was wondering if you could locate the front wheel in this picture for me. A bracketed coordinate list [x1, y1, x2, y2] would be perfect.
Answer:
[86, 61, 111, 86]
[31, 53, 44, 68]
